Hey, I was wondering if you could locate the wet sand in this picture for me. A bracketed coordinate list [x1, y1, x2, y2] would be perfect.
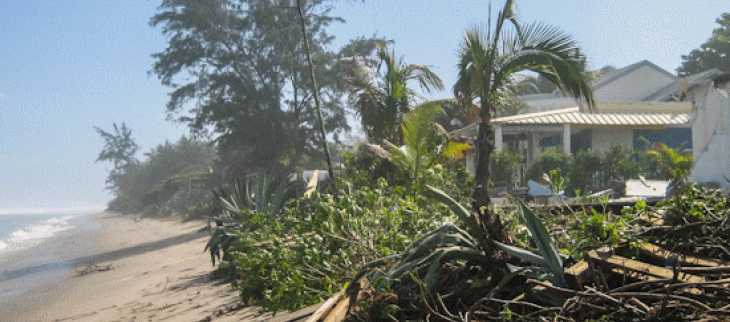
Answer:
[1, 212, 272, 322]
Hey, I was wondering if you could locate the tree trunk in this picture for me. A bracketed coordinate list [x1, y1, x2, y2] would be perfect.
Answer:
[296, 0, 338, 199]
[471, 105, 510, 246]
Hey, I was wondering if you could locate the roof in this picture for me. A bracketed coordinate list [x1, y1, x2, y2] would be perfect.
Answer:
[591, 60, 677, 91]
[450, 107, 689, 137]
[643, 69, 725, 101]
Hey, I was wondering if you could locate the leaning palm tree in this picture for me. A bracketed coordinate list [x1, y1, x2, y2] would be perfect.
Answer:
[455, 0, 595, 243]
[347, 46, 444, 144]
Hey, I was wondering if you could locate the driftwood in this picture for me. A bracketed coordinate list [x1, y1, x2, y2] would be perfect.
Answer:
[75, 261, 113, 276]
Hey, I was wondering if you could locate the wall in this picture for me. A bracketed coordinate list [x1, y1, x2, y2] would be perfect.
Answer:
[592, 129, 634, 151]
[690, 81, 730, 188]
[633, 128, 693, 151]
[594, 65, 675, 102]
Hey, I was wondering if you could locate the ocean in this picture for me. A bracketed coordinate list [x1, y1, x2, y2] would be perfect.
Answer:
[0, 212, 103, 304]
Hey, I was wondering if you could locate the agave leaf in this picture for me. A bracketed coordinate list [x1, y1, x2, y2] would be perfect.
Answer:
[425, 185, 472, 225]
[494, 241, 547, 268]
[515, 199, 565, 285]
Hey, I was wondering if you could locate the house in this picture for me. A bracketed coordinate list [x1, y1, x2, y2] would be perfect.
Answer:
[450, 60, 724, 174]
[688, 73, 730, 188]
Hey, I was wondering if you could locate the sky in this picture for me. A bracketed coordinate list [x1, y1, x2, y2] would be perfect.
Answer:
[0, 0, 727, 214]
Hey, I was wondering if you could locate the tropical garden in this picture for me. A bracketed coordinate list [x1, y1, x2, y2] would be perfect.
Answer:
[93, 0, 730, 321]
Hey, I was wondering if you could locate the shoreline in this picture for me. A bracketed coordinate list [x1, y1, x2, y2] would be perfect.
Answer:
[1, 212, 270, 322]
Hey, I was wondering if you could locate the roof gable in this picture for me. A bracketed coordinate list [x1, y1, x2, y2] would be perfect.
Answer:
[591, 60, 677, 91]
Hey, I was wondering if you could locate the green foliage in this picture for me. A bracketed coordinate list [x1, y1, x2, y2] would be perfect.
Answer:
[525, 148, 569, 183]
[646, 143, 693, 181]
[454, 0, 595, 207]
[151, 0, 383, 173]
[525, 145, 667, 195]
[227, 179, 449, 313]
[346, 45, 444, 144]
[385, 103, 468, 187]
[565, 150, 602, 194]
[564, 209, 628, 260]
[490, 148, 524, 187]
[206, 172, 303, 268]
[496, 200, 565, 287]
[660, 184, 729, 226]
[102, 136, 217, 216]
[544, 169, 566, 195]
[677, 13, 730, 76]
[94, 122, 139, 190]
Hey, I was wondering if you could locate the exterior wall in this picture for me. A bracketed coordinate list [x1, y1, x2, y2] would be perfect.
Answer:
[632, 128, 692, 150]
[591, 129, 634, 151]
[690, 82, 730, 188]
[594, 65, 675, 102]
[519, 95, 577, 113]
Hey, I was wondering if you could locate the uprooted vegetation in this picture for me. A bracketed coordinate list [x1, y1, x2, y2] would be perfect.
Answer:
[205, 143, 730, 321]
[342, 184, 730, 322]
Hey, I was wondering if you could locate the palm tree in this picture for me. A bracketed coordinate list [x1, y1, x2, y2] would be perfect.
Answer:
[455, 0, 595, 243]
[347, 46, 444, 144]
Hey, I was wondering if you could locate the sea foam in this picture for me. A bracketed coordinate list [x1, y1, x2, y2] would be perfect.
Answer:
[1, 216, 74, 252]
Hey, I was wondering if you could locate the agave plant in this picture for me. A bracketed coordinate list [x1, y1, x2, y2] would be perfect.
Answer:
[352, 186, 570, 306]
[205, 171, 304, 268]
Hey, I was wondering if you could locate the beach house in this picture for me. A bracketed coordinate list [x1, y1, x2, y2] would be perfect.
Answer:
[450, 60, 724, 173]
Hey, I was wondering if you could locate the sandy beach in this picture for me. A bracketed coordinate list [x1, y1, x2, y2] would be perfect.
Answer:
[1, 212, 275, 322]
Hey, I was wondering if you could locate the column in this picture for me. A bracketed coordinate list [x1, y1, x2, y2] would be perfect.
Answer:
[494, 125, 503, 151]
[530, 132, 540, 164]
[563, 124, 571, 155]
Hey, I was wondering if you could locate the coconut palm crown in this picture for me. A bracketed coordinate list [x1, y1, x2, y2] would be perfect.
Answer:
[347, 46, 444, 144]
[455, 0, 595, 243]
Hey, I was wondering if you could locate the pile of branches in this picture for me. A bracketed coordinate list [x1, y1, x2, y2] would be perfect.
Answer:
[640, 218, 730, 262]
[342, 185, 730, 322]
[465, 278, 730, 322]
[639, 185, 730, 261]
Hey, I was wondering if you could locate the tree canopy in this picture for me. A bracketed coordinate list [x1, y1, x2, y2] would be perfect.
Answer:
[455, 0, 594, 243]
[677, 13, 730, 76]
[94, 122, 139, 190]
[150, 0, 382, 177]
[345, 46, 443, 144]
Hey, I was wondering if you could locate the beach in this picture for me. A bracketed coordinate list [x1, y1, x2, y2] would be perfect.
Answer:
[0, 212, 273, 322]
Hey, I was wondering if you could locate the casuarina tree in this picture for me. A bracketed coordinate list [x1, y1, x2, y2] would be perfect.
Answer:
[151, 0, 381, 178]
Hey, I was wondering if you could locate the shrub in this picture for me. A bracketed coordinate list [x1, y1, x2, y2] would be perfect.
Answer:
[491, 148, 525, 187]
[525, 148, 569, 183]
[227, 179, 450, 313]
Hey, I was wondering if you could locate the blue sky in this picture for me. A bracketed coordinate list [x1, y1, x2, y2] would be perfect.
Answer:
[0, 0, 727, 214]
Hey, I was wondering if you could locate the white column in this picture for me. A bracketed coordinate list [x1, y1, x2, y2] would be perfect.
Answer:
[563, 124, 571, 155]
[494, 125, 503, 151]
[530, 132, 540, 163]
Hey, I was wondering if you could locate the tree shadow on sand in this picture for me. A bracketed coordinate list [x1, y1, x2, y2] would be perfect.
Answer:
[1, 230, 208, 282]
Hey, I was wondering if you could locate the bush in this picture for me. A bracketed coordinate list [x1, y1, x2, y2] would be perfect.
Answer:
[491, 148, 525, 187]
[228, 179, 451, 313]
[525, 148, 569, 183]
[524, 145, 678, 195]
[565, 150, 603, 195]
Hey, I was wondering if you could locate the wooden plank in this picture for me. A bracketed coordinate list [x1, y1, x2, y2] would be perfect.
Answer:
[268, 303, 323, 322]
[639, 242, 727, 268]
[587, 250, 704, 284]
[305, 291, 345, 322]
[564, 260, 591, 290]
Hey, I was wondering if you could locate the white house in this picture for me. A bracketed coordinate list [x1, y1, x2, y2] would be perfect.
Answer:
[689, 74, 730, 188]
[450, 61, 724, 174]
